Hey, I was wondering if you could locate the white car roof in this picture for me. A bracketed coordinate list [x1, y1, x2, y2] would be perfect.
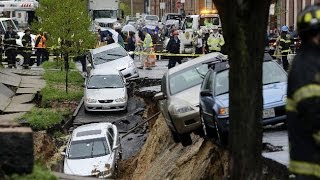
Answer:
[71, 123, 112, 141]
[168, 52, 225, 75]
[91, 43, 124, 55]
[90, 68, 120, 76]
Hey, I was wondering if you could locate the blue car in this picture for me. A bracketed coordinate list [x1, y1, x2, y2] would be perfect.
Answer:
[199, 59, 287, 143]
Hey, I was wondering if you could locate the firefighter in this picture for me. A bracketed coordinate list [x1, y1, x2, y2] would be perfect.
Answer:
[4, 26, 19, 68]
[278, 25, 292, 71]
[21, 29, 32, 69]
[207, 26, 225, 53]
[286, 4, 320, 179]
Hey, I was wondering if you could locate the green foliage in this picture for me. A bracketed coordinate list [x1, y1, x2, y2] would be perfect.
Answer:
[33, 0, 96, 56]
[5, 164, 57, 180]
[41, 85, 83, 107]
[41, 70, 84, 106]
[43, 70, 84, 86]
[20, 108, 68, 130]
[120, 2, 131, 17]
[42, 60, 76, 70]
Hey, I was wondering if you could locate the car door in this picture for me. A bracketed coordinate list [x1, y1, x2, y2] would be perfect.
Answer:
[200, 70, 215, 123]
[158, 74, 174, 129]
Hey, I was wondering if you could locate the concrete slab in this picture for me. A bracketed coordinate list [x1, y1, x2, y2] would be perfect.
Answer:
[16, 88, 41, 94]
[20, 83, 46, 88]
[0, 112, 25, 126]
[11, 94, 35, 104]
[0, 94, 11, 112]
[0, 73, 21, 87]
[21, 76, 42, 80]
[21, 78, 46, 85]
[4, 104, 34, 113]
[5, 69, 44, 76]
[0, 83, 14, 97]
[0, 70, 21, 79]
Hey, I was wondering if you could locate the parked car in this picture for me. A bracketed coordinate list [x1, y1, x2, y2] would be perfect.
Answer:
[87, 43, 139, 79]
[199, 54, 287, 144]
[84, 68, 128, 112]
[154, 52, 228, 146]
[63, 122, 121, 178]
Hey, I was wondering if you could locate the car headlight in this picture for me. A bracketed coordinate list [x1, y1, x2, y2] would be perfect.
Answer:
[282, 95, 287, 103]
[218, 107, 229, 115]
[86, 98, 97, 103]
[172, 105, 194, 114]
[115, 97, 126, 102]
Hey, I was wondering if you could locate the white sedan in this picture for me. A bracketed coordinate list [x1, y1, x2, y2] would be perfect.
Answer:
[84, 68, 128, 112]
[63, 122, 121, 178]
[87, 43, 139, 79]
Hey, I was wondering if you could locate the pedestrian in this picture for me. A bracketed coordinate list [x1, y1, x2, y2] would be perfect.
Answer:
[4, 26, 19, 68]
[195, 30, 204, 54]
[166, 30, 181, 69]
[207, 25, 225, 53]
[43, 32, 49, 62]
[127, 31, 136, 59]
[139, 28, 153, 70]
[113, 23, 125, 48]
[21, 29, 32, 69]
[286, 4, 320, 180]
[106, 34, 115, 45]
[278, 25, 291, 71]
[35, 30, 47, 66]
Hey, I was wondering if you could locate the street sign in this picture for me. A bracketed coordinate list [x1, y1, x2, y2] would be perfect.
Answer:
[160, 2, 165, 10]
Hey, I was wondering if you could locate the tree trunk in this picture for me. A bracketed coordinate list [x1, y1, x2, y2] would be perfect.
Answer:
[213, 0, 271, 179]
[64, 53, 69, 94]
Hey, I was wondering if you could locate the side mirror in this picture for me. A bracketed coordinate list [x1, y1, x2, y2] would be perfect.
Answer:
[200, 90, 212, 97]
[61, 152, 66, 156]
[112, 145, 119, 151]
[154, 92, 166, 101]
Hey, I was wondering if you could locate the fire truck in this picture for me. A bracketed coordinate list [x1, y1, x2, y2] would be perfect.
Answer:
[0, 0, 38, 28]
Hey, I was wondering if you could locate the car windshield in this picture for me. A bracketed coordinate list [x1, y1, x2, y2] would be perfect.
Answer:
[169, 64, 208, 95]
[93, 10, 117, 19]
[184, 17, 193, 29]
[87, 75, 124, 89]
[167, 14, 182, 21]
[93, 47, 128, 65]
[68, 138, 110, 159]
[214, 61, 287, 96]
[200, 17, 220, 26]
[145, 15, 159, 21]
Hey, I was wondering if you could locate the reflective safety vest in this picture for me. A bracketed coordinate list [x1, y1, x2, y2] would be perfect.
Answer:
[143, 33, 153, 49]
[35, 35, 46, 48]
[207, 33, 225, 52]
[279, 34, 291, 53]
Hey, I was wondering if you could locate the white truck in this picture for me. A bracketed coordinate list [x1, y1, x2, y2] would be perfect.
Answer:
[0, 0, 38, 28]
[88, 0, 121, 29]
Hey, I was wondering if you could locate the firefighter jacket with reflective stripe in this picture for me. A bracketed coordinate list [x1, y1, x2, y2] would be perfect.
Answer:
[207, 33, 225, 52]
[4, 31, 18, 50]
[286, 42, 320, 178]
[279, 34, 291, 53]
[143, 33, 153, 49]
[22, 34, 32, 53]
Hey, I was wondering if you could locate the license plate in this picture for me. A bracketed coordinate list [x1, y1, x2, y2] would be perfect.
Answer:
[263, 108, 275, 119]
[102, 106, 110, 109]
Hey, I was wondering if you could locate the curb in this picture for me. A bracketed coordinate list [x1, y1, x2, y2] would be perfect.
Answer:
[62, 97, 83, 130]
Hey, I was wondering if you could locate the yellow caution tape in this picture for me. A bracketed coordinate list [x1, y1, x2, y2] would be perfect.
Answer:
[133, 51, 204, 57]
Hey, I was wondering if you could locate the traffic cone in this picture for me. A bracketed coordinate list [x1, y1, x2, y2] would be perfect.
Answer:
[150, 48, 156, 67]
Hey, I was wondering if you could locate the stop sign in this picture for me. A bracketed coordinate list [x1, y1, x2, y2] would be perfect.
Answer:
[176, 0, 181, 9]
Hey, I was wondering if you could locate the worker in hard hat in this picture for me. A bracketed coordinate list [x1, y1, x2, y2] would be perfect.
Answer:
[207, 26, 225, 53]
[277, 25, 292, 71]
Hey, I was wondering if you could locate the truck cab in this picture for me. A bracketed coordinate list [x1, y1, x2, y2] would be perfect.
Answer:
[89, 0, 121, 29]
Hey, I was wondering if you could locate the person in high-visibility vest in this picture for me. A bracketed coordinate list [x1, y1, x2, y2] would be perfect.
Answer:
[286, 4, 320, 179]
[207, 25, 225, 53]
[35, 30, 47, 66]
[278, 25, 292, 71]
[139, 28, 153, 70]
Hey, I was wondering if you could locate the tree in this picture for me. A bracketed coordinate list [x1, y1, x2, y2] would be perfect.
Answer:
[33, 0, 96, 93]
[212, 0, 271, 179]
[120, 2, 131, 17]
